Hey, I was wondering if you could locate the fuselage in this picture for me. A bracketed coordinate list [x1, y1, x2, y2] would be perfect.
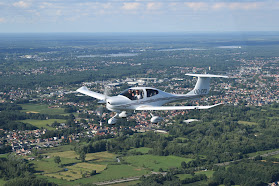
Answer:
[106, 87, 201, 112]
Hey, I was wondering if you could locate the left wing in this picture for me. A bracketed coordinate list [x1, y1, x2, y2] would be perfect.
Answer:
[76, 86, 106, 100]
[135, 103, 223, 111]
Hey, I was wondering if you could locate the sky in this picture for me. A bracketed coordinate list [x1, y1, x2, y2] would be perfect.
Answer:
[0, 0, 278, 33]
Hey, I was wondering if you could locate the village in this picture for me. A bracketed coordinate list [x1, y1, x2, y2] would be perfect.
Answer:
[0, 55, 278, 157]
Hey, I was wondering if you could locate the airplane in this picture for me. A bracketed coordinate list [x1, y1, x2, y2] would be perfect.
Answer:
[76, 74, 228, 124]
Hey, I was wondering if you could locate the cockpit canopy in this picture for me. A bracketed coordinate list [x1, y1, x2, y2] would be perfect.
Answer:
[120, 88, 159, 100]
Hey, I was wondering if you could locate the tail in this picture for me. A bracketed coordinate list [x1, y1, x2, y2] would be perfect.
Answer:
[185, 74, 228, 96]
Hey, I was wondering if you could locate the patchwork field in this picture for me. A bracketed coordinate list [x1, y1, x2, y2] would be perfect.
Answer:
[238, 120, 257, 125]
[32, 150, 149, 184]
[19, 119, 66, 130]
[123, 154, 193, 172]
[20, 103, 65, 115]
[128, 147, 152, 154]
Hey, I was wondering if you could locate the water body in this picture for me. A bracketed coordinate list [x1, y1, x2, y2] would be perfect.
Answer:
[217, 46, 242, 49]
[158, 48, 205, 51]
[77, 53, 138, 58]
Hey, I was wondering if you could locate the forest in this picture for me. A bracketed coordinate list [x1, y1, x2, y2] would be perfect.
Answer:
[0, 32, 279, 185]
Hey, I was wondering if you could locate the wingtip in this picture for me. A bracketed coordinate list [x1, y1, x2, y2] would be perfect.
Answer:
[76, 86, 88, 92]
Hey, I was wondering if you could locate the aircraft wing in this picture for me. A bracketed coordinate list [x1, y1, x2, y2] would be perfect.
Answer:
[76, 86, 106, 100]
[135, 103, 223, 111]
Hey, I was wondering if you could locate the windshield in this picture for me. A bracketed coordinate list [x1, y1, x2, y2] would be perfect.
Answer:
[120, 89, 144, 100]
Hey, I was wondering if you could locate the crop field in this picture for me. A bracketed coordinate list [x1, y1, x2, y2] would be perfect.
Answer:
[123, 154, 193, 172]
[238, 121, 257, 125]
[45, 163, 107, 181]
[0, 178, 6, 186]
[20, 103, 65, 115]
[195, 170, 214, 178]
[72, 164, 148, 185]
[19, 119, 66, 130]
[128, 147, 152, 154]
[31, 150, 149, 185]
[246, 147, 279, 157]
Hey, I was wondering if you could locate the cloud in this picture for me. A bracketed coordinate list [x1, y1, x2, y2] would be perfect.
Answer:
[212, 2, 263, 10]
[146, 2, 162, 10]
[122, 2, 140, 10]
[0, 18, 5, 23]
[13, 1, 30, 8]
[184, 2, 207, 11]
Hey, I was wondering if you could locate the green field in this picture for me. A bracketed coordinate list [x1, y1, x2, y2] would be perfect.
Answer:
[246, 148, 279, 157]
[195, 170, 214, 178]
[238, 121, 257, 125]
[0, 178, 6, 186]
[39, 145, 73, 154]
[123, 155, 193, 172]
[20, 103, 65, 115]
[128, 147, 152, 154]
[19, 119, 66, 130]
[31, 150, 150, 185]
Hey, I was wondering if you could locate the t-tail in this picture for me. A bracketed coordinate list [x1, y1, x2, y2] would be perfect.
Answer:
[185, 74, 228, 96]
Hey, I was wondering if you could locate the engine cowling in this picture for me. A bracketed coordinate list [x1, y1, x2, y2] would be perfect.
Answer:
[118, 111, 131, 118]
[108, 117, 118, 125]
[151, 115, 163, 124]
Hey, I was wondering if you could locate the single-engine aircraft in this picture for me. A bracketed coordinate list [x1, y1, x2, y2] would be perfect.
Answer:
[77, 74, 228, 124]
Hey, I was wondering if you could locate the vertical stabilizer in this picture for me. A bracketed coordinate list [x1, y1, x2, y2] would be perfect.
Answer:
[185, 74, 228, 96]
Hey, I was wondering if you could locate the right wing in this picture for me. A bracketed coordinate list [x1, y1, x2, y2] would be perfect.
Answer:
[136, 103, 223, 111]
[76, 86, 106, 100]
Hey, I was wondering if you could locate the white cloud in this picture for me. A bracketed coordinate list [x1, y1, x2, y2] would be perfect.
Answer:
[122, 2, 140, 10]
[146, 2, 162, 10]
[212, 2, 263, 10]
[0, 18, 5, 23]
[39, 2, 54, 9]
[13, 1, 30, 8]
[184, 2, 207, 11]
[228, 3, 262, 10]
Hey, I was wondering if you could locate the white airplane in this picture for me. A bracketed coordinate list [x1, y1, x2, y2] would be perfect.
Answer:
[77, 74, 228, 124]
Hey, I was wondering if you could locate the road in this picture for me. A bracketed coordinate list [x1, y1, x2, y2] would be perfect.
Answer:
[94, 172, 167, 185]
[215, 150, 279, 166]
[95, 150, 279, 185]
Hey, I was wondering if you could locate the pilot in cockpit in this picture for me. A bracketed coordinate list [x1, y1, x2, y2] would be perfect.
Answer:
[128, 89, 134, 100]
[135, 90, 142, 100]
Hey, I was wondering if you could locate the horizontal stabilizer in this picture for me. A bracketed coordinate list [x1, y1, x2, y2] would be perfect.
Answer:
[76, 86, 106, 100]
[136, 103, 223, 111]
[185, 73, 229, 78]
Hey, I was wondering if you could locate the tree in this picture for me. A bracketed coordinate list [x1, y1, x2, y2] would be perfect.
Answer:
[90, 170, 97, 176]
[80, 152, 86, 162]
[181, 161, 187, 169]
[54, 156, 61, 166]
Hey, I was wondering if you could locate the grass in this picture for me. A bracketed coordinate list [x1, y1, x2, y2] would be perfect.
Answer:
[177, 170, 214, 181]
[0, 153, 9, 159]
[195, 170, 214, 178]
[109, 180, 141, 186]
[32, 150, 151, 185]
[19, 119, 66, 130]
[238, 121, 257, 125]
[32, 157, 66, 174]
[128, 147, 152, 154]
[44, 163, 107, 181]
[20, 103, 65, 115]
[246, 147, 279, 157]
[176, 174, 193, 180]
[33, 151, 124, 184]
[123, 155, 193, 172]
[39, 145, 73, 154]
[72, 164, 148, 185]
[0, 178, 6, 186]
